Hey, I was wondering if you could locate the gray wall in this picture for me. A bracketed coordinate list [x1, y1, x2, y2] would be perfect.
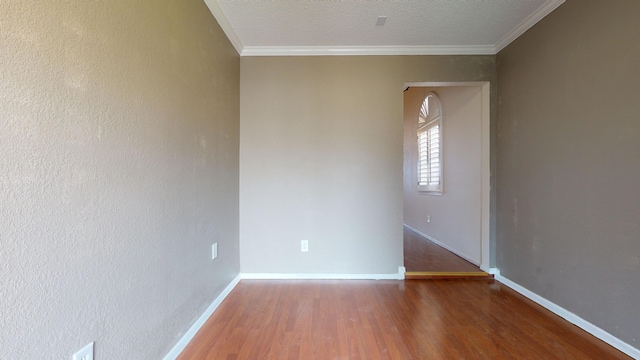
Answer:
[240, 56, 495, 275]
[0, 0, 240, 358]
[497, 0, 640, 347]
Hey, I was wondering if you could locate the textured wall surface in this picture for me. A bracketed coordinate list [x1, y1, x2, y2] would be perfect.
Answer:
[403, 86, 483, 264]
[497, 0, 640, 347]
[0, 0, 240, 358]
[239, 56, 495, 274]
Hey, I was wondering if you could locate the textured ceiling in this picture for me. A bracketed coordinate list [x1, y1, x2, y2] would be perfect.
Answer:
[205, 0, 565, 56]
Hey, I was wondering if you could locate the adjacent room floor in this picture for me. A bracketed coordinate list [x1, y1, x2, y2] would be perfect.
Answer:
[403, 226, 481, 272]
[177, 279, 630, 359]
[403, 226, 492, 281]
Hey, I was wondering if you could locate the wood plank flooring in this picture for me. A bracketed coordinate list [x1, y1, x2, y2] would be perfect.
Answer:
[178, 280, 630, 360]
[403, 226, 483, 273]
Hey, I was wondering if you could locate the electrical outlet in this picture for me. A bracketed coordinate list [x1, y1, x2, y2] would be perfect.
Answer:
[72, 342, 94, 360]
[212, 243, 218, 260]
[427, 215, 431, 223]
[301, 240, 309, 252]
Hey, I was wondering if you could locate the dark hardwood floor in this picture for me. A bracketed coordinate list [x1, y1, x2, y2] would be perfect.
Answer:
[403, 226, 484, 273]
[178, 280, 630, 360]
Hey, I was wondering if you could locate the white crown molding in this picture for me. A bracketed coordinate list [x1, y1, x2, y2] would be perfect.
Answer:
[494, 0, 566, 53]
[204, 0, 243, 55]
[163, 274, 241, 360]
[240, 45, 496, 57]
[206, 0, 564, 57]
[495, 271, 640, 359]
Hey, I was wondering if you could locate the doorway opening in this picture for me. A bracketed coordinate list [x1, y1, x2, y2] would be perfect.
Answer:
[402, 82, 491, 278]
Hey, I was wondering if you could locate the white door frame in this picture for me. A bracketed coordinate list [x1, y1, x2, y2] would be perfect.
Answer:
[403, 81, 491, 272]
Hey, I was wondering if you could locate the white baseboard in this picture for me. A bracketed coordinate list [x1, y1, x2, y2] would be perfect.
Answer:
[398, 266, 406, 278]
[403, 224, 480, 266]
[495, 271, 640, 359]
[164, 269, 638, 359]
[163, 274, 242, 360]
[241, 268, 405, 281]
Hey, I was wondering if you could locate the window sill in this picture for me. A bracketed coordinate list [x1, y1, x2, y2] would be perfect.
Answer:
[418, 186, 443, 196]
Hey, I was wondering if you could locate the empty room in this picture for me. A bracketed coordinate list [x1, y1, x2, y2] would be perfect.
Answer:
[1, 0, 638, 359]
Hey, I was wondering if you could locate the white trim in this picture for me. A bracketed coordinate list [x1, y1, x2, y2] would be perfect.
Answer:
[241, 270, 405, 281]
[495, 271, 640, 359]
[403, 225, 479, 266]
[398, 266, 406, 278]
[203, 0, 244, 55]
[494, 0, 566, 53]
[240, 45, 497, 57]
[405, 81, 489, 88]
[404, 81, 491, 272]
[204, 1, 563, 56]
[479, 82, 491, 273]
[163, 274, 242, 360]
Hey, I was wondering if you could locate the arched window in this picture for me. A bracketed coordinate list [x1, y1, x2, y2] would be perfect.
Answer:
[417, 92, 443, 194]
